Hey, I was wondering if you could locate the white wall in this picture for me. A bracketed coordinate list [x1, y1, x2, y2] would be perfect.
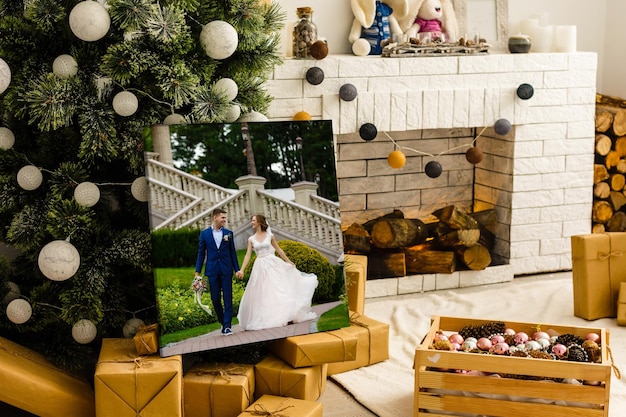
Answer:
[275, 0, 624, 97]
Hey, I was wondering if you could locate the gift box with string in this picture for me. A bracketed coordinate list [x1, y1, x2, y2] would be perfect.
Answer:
[237, 394, 322, 417]
[0, 336, 95, 417]
[94, 338, 182, 417]
[345, 254, 368, 315]
[132, 323, 159, 356]
[326, 312, 389, 376]
[253, 354, 327, 401]
[183, 362, 255, 417]
[267, 327, 357, 368]
[571, 232, 626, 320]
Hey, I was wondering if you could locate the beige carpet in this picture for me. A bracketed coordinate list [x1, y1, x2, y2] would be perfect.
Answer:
[331, 272, 626, 417]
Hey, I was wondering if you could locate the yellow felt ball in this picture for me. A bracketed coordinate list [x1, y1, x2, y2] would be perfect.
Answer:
[293, 111, 312, 121]
[387, 150, 406, 169]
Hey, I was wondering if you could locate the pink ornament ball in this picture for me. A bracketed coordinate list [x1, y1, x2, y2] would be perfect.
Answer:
[552, 343, 567, 357]
[504, 328, 516, 335]
[477, 337, 492, 351]
[532, 331, 550, 341]
[514, 332, 529, 345]
[490, 334, 505, 345]
[585, 332, 600, 343]
[493, 342, 509, 355]
[434, 333, 449, 342]
[448, 333, 464, 345]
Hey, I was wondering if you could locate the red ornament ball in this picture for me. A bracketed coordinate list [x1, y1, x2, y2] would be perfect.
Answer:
[465, 146, 483, 164]
[310, 40, 329, 60]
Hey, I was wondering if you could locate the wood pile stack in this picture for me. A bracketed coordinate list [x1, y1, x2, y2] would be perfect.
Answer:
[343, 206, 496, 279]
[594, 93, 626, 232]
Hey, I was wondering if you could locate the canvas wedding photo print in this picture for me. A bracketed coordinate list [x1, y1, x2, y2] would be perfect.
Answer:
[144, 120, 349, 357]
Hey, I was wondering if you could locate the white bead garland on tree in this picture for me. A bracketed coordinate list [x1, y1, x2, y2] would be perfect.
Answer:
[224, 104, 241, 123]
[52, 54, 78, 79]
[213, 78, 238, 101]
[112, 91, 139, 117]
[0, 126, 15, 150]
[6, 298, 32, 324]
[163, 113, 186, 125]
[72, 319, 97, 344]
[69, 1, 111, 42]
[16, 165, 43, 190]
[131, 176, 149, 202]
[2, 281, 20, 305]
[122, 317, 145, 338]
[238, 111, 268, 122]
[74, 181, 100, 207]
[38, 239, 80, 281]
[200, 20, 238, 60]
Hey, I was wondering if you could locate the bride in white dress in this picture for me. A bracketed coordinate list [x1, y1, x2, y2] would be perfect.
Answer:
[236, 214, 318, 331]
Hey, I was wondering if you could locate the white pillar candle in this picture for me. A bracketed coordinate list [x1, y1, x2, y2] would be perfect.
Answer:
[554, 25, 577, 52]
[532, 25, 554, 52]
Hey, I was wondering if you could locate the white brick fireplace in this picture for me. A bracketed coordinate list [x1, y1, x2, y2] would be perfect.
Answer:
[265, 52, 597, 297]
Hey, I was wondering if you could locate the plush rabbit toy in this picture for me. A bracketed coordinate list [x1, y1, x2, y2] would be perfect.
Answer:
[349, 0, 409, 55]
[398, 0, 458, 41]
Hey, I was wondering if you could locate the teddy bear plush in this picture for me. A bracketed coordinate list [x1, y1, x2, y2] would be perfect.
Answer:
[398, 0, 458, 41]
[349, 0, 409, 55]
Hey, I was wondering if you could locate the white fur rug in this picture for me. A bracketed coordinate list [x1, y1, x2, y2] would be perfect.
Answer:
[331, 272, 626, 417]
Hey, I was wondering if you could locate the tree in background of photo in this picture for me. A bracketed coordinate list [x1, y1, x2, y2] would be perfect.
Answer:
[0, 0, 283, 374]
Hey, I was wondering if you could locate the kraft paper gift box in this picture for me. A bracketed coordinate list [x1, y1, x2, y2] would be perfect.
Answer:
[267, 327, 357, 368]
[254, 354, 327, 401]
[238, 395, 322, 417]
[95, 338, 182, 417]
[133, 323, 159, 356]
[344, 254, 367, 315]
[571, 232, 626, 320]
[327, 312, 389, 376]
[0, 336, 95, 417]
[618, 282, 626, 326]
[184, 362, 254, 417]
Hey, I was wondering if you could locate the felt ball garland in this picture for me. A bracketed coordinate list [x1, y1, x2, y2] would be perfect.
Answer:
[425, 160, 443, 178]
[517, 83, 534, 100]
[359, 123, 377, 141]
[305, 67, 324, 85]
[494, 118, 512, 135]
[293, 111, 312, 121]
[339, 83, 358, 101]
[310, 40, 329, 60]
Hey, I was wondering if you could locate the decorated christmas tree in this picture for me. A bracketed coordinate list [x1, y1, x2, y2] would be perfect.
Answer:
[0, 0, 284, 374]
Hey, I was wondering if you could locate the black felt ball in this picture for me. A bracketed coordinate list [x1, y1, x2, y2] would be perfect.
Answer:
[425, 160, 442, 178]
[517, 83, 534, 100]
[359, 123, 377, 141]
[305, 67, 324, 85]
[339, 83, 358, 101]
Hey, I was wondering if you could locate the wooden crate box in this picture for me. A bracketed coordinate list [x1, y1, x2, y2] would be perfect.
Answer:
[414, 316, 612, 417]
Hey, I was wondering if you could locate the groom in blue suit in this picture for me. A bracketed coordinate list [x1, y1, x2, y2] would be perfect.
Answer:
[195, 208, 240, 335]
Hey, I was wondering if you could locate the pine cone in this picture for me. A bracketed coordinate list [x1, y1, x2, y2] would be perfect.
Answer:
[556, 333, 584, 347]
[567, 344, 589, 362]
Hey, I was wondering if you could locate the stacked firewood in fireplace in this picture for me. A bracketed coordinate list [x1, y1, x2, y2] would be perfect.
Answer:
[343, 206, 496, 279]
[593, 93, 626, 232]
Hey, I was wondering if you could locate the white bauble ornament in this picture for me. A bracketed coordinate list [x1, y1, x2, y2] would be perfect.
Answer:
[0, 126, 15, 150]
[6, 299, 32, 324]
[223, 104, 241, 123]
[17, 165, 43, 190]
[72, 319, 97, 344]
[213, 78, 238, 101]
[238, 111, 268, 122]
[2, 281, 21, 305]
[200, 21, 238, 60]
[352, 39, 371, 56]
[0, 58, 10, 95]
[74, 181, 100, 207]
[38, 240, 80, 281]
[112, 91, 138, 117]
[123, 317, 145, 338]
[131, 176, 149, 202]
[52, 54, 78, 79]
[163, 113, 186, 125]
[69, 1, 111, 42]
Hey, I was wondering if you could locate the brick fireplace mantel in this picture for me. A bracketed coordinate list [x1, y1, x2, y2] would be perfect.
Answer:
[265, 52, 597, 297]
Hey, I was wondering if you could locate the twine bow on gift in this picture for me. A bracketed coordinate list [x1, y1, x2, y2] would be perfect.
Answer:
[246, 402, 294, 416]
[194, 363, 249, 383]
[597, 250, 624, 261]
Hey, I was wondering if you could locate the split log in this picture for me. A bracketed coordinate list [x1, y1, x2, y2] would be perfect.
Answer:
[592, 200, 613, 223]
[616, 136, 626, 157]
[370, 218, 427, 249]
[456, 245, 491, 270]
[614, 109, 626, 136]
[405, 247, 456, 274]
[609, 191, 626, 211]
[593, 182, 610, 199]
[595, 133, 612, 156]
[605, 150, 620, 170]
[610, 173, 626, 191]
[432, 205, 479, 230]
[367, 252, 406, 279]
[617, 159, 626, 174]
[362, 209, 404, 232]
[436, 230, 480, 248]
[607, 211, 626, 232]
[595, 110, 613, 133]
[343, 222, 371, 254]
[594, 164, 610, 183]
[469, 209, 498, 234]
[592, 223, 606, 233]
